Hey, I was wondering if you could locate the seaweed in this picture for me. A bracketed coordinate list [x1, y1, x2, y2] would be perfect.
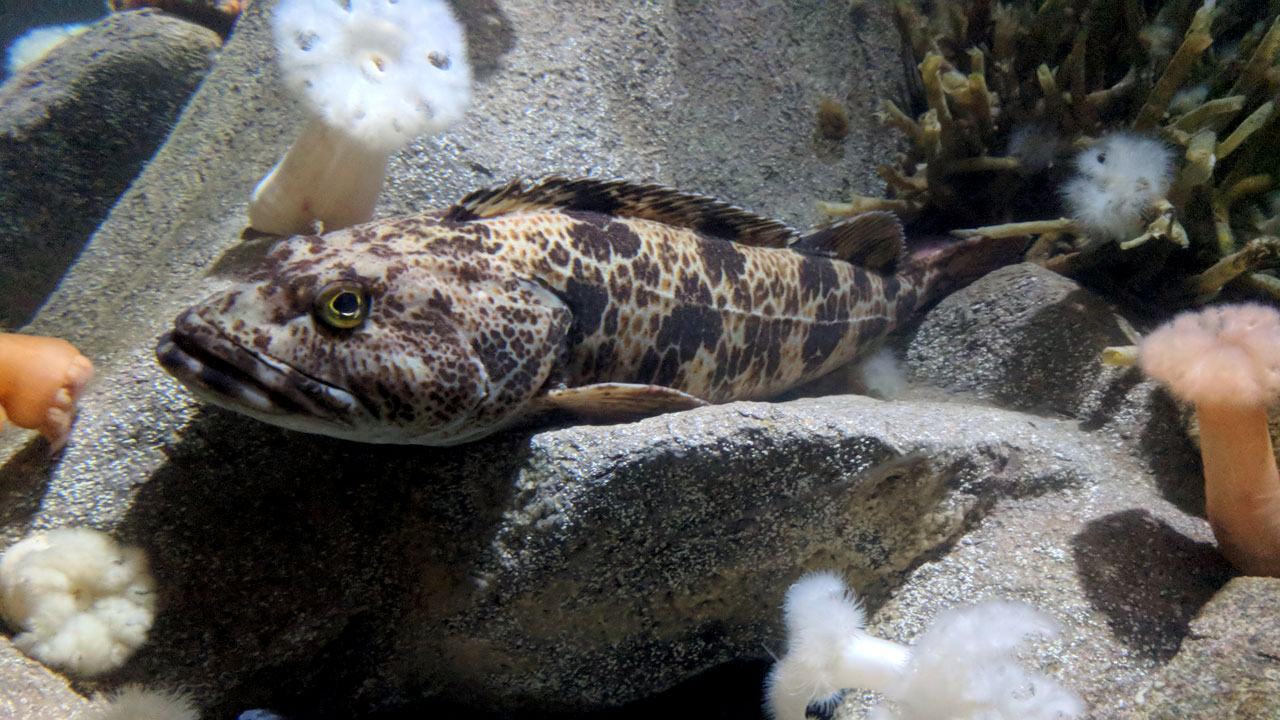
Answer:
[823, 0, 1280, 311]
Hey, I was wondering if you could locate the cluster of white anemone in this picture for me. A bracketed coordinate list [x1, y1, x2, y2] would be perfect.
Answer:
[766, 571, 1084, 720]
[0, 527, 156, 677]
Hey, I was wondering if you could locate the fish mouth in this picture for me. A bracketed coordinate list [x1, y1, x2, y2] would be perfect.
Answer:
[156, 310, 362, 425]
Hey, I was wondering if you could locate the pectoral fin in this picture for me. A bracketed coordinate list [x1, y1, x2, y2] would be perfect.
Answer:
[533, 383, 710, 420]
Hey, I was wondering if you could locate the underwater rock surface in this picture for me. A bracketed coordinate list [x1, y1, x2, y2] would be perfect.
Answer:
[904, 263, 1143, 423]
[0, 1, 1271, 720]
[1124, 576, 1280, 719]
[0, 637, 94, 719]
[0, 10, 220, 330]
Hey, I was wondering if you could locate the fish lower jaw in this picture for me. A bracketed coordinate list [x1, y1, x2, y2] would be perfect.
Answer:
[155, 330, 361, 429]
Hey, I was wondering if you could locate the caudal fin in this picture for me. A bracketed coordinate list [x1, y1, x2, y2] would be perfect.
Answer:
[908, 232, 1030, 305]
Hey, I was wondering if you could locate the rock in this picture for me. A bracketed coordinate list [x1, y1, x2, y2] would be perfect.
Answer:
[1, 1, 1272, 719]
[898, 262, 1205, 510]
[902, 262, 1142, 424]
[0, 10, 220, 329]
[0, 637, 95, 720]
[107, 1, 242, 36]
[14, 390, 1220, 718]
[1122, 577, 1280, 719]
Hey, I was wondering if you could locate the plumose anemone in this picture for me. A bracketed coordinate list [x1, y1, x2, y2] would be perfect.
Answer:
[248, 0, 472, 236]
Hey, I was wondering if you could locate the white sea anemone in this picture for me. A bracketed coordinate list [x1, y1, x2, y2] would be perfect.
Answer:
[4, 23, 90, 75]
[248, 0, 472, 236]
[91, 685, 198, 720]
[0, 527, 156, 676]
[874, 601, 1086, 720]
[765, 571, 911, 720]
[1061, 132, 1175, 241]
[764, 573, 1084, 720]
[857, 348, 907, 400]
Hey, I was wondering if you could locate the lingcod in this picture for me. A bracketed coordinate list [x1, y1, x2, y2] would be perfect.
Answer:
[157, 177, 1016, 445]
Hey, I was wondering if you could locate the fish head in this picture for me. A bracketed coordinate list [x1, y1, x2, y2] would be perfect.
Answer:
[156, 224, 568, 445]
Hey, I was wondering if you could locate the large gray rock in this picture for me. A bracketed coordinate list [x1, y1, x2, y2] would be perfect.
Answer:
[0, 1, 1268, 719]
[0, 637, 95, 720]
[0, 10, 220, 329]
[898, 262, 1204, 511]
[1124, 577, 1280, 719]
[902, 262, 1142, 424]
[2, 381, 1227, 718]
[17, 392, 1171, 717]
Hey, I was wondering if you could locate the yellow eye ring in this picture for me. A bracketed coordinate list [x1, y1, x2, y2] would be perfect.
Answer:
[314, 282, 370, 330]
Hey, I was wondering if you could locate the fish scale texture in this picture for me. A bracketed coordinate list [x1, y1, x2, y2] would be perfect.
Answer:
[160, 190, 947, 445]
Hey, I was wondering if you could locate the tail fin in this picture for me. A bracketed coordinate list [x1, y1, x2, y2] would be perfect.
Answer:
[907, 233, 1030, 306]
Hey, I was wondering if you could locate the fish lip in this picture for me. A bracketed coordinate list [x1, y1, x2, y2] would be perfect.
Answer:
[155, 311, 360, 424]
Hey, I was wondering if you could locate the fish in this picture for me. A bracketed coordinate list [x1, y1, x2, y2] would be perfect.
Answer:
[156, 177, 1019, 445]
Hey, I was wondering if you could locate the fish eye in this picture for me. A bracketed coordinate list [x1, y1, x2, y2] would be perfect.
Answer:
[1096, 151, 1107, 163]
[314, 282, 371, 330]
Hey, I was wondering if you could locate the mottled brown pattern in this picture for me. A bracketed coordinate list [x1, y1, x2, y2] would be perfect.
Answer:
[157, 180, 988, 445]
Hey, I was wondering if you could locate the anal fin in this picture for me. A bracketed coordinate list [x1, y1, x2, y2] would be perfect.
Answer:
[533, 383, 709, 420]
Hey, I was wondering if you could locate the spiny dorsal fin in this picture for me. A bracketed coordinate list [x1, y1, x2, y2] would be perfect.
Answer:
[443, 177, 798, 248]
[792, 211, 905, 271]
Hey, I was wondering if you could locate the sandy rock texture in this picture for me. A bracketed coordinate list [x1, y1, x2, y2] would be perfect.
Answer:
[0, 638, 95, 720]
[0, 10, 221, 329]
[1125, 576, 1280, 719]
[0, 1, 1270, 720]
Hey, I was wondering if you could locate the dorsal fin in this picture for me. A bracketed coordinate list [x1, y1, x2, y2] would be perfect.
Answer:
[791, 211, 905, 271]
[442, 177, 799, 248]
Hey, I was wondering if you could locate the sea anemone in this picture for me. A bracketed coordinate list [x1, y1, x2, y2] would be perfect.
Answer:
[765, 572, 1083, 720]
[4, 23, 90, 75]
[0, 528, 157, 676]
[1138, 302, 1280, 576]
[0, 333, 94, 450]
[765, 571, 910, 720]
[1061, 133, 1175, 241]
[247, 0, 472, 236]
[90, 685, 198, 720]
[877, 600, 1085, 720]
[820, 0, 1280, 307]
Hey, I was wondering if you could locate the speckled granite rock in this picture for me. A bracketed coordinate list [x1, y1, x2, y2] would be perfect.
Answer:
[1124, 577, 1280, 719]
[0, 10, 220, 330]
[2, 387, 1222, 718]
[0, 637, 94, 719]
[902, 262, 1143, 423]
[897, 262, 1202, 501]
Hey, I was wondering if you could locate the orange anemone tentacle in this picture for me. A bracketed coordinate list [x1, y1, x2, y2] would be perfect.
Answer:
[0, 333, 94, 449]
[1197, 402, 1280, 576]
